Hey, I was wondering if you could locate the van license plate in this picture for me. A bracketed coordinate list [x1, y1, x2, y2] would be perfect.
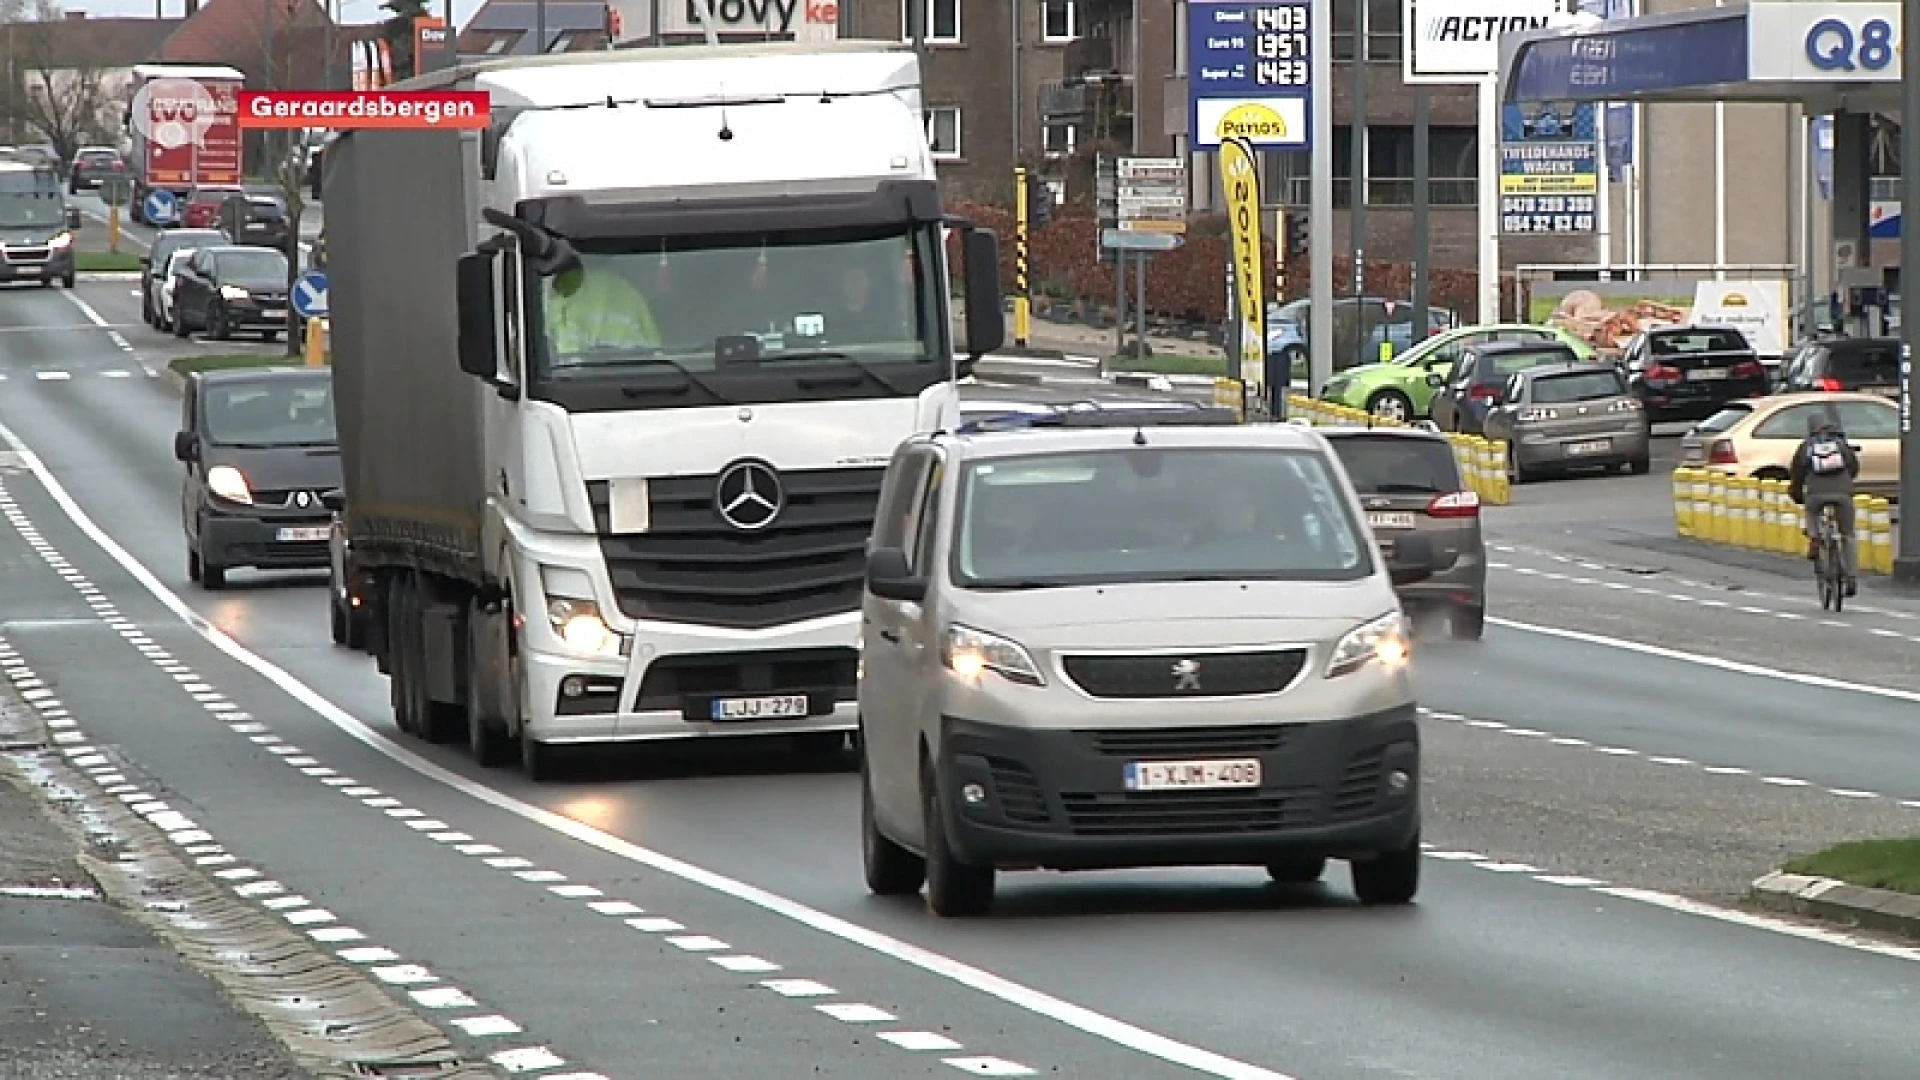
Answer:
[1124, 759, 1262, 792]
[1366, 512, 1416, 529]
[711, 694, 809, 721]
[276, 527, 328, 541]
[1566, 439, 1611, 455]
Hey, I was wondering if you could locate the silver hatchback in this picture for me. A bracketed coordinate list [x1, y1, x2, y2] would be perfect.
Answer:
[1481, 362, 1652, 482]
[856, 410, 1438, 917]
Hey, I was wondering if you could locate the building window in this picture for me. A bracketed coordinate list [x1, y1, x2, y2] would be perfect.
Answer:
[925, 106, 961, 160]
[1042, 121, 1076, 156]
[902, 0, 960, 43]
[1042, 0, 1078, 42]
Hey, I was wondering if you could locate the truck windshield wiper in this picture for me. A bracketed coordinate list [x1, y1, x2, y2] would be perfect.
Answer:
[612, 353, 731, 402]
[770, 353, 913, 395]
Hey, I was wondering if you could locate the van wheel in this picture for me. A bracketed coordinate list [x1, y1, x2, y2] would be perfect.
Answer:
[1351, 835, 1421, 905]
[186, 548, 202, 584]
[922, 770, 994, 917]
[1265, 857, 1327, 884]
[198, 554, 227, 590]
[60, 272, 74, 289]
[861, 752, 925, 896]
[1449, 604, 1486, 641]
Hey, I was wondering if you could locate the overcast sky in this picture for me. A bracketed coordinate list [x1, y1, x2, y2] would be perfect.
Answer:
[68, 0, 475, 31]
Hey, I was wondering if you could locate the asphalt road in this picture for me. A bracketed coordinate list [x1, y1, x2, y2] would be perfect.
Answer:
[71, 192, 324, 257]
[0, 280, 1917, 1079]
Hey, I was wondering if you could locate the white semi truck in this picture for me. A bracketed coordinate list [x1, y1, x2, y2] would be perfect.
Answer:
[323, 42, 1004, 780]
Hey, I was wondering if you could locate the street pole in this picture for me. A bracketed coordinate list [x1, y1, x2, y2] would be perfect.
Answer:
[1895, 0, 1920, 582]
[1014, 165, 1030, 348]
[1349, 0, 1367, 371]
[1130, 0, 1145, 363]
[1412, 87, 1429, 336]
[1306, 0, 1333, 395]
[536, 0, 546, 55]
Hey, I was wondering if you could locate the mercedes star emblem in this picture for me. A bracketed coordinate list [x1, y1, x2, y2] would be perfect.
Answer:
[714, 459, 784, 531]
[1171, 658, 1202, 692]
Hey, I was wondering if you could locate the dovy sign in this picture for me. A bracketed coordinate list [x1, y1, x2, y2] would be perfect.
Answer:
[612, 0, 838, 39]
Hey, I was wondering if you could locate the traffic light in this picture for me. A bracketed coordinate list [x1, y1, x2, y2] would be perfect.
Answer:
[1027, 173, 1054, 228]
[1286, 213, 1309, 258]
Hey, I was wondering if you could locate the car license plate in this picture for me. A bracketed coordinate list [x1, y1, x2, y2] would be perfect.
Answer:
[1123, 758, 1262, 792]
[710, 694, 810, 721]
[1366, 511, 1416, 530]
[1566, 439, 1611, 455]
[1686, 367, 1729, 381]
[276, 526, 328, 542]
[262, 309, 286, 319]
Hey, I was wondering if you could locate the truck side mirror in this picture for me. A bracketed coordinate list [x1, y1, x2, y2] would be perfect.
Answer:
[64, 207, 81, 231]
[456, 252, 500, 382]
[960, 228, 1004, 364]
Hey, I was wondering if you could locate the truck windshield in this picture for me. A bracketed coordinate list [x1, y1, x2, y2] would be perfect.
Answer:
[531, 225, 942, 379]
[0, 170, 63, 228]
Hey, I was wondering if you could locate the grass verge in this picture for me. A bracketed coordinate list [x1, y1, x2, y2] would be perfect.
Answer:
[1106, 353, 1231, 377]
[76, 250, 142, 273]
[1783, 836, 1920, 894]
[168, 353, 323, 378]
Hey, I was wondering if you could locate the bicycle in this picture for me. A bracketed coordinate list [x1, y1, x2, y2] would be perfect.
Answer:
[1813, 503, 1847, 612]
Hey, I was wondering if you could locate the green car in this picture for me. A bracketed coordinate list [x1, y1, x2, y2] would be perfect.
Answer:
[1318, 323, 1598, 423]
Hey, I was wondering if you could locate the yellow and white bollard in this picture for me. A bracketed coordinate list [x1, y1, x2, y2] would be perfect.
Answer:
[1763, 479, 1793, 553]
[1868, 496, 1894, 574]
[1483, 439, 1510, 505]
[1852, 494, 1874, 574]
[1672, 467, 1695, 536]
[1707, 473, 1730, 544]
[1691, 470, 1713, 540]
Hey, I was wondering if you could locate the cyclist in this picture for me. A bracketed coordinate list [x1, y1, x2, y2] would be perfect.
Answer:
[1788, 411, 1860, 597]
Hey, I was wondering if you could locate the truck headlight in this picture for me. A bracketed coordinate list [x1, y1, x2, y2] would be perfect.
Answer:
[205, 465, 252, 504]
[1326, 611, 1411, 678]
[941, 624, 1044, 687]
[48, 232, 71, 249]
[545, 596, 621, 657]
[219, 284, 250, 300]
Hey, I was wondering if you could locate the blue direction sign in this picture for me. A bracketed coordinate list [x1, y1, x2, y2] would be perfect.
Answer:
[292, 271, 329, 319]
[1187, 1, 1314, 151]
[143, 189, 178, 226]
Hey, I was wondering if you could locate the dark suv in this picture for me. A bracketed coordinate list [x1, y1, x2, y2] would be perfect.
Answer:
[1775, 337, 1900, 398]
[67, 147, 123, 192]
[220, 194, 293, 253]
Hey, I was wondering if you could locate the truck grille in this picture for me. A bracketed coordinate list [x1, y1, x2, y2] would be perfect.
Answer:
[1061, 649, 1309, 699]
[631, 646, 857, 712]
[1059, 786, 1320, 837]
[587, 467, 884, 630]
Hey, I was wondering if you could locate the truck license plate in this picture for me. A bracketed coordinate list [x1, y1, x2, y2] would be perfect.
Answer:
[1123, 759, 1262, 792]
[1566, 439, 1611, 455]
[711, 694, 810, 721]
[1366, 511, 1416, 529]
[276, 526, 328, 541]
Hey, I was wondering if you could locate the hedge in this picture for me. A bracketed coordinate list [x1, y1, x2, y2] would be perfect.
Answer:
[944, 200, 1517, 325]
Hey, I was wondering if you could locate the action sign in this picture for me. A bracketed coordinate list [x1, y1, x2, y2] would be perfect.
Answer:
[293, 271, 329, 318]
[1187, 1, 1314, 151]
[143, 189, 179, 226]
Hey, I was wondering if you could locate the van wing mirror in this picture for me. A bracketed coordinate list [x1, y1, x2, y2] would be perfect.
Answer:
[172, 430, 198, 462]
[455, 251, 500, 382]
[64, 207, 81, 230]
[319, 488, 346, 513]
[865, 546, 926, 603]
[959, 228, 1005, 364]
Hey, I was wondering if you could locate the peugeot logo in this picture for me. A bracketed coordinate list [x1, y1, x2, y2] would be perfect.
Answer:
[714, 459, 784, 531]
[1171, 658, 1202, 692]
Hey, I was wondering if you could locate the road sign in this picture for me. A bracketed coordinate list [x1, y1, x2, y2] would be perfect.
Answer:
[143, 189, 178, 225]
[1101, 229, 1184, 251]
[1117, 156, 1187, 235]
[1188, 0, 1316, 150]
[293, 270, 329, 318]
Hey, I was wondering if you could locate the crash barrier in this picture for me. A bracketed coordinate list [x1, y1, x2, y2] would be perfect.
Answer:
[304, 317, 329, 366]
[1671, 467, 1895, 575]
[1284, 393, 1511, 506]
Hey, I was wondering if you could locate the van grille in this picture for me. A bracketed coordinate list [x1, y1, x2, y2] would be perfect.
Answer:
[1330, 747, 1387, 820]
[1085, 724, 1293, 757]
[586, 467, 884, 630]
[1059, 787, 1319, 837]
[985, 758, 1051, 825]
[1061, 649, 1308, 699]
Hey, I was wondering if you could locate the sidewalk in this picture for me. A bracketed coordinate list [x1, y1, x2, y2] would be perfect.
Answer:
[0, 735, 312, 1078]
[1011, 316, 1225, 362]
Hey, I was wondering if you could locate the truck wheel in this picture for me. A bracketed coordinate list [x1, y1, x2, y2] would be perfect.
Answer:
[861, 746, 924, 897]
[921, 767, 994, 917]
[464, 599, 514, 768]
[387, 576, 421, 736]
[329, 588, 348, 645]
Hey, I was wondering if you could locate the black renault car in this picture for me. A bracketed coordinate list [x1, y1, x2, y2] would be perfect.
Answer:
[176, 368, 340, 590]
[169, 244, 291, 341]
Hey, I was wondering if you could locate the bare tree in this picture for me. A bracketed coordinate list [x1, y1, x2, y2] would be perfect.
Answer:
[9, 0, 114, 163]
[256, 0, 330, 357]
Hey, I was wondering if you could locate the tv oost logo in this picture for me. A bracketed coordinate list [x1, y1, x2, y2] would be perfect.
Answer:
[130, 78, 222, 151]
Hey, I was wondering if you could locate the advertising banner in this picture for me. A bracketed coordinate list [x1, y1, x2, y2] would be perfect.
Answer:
[609, 0, 840, 42]
[1499, 101, 1598, 235]
[1533, 279, 1794, 357]
[1221, 136, 1267, 398]
[1402, 0, 1574, 84]
[1187, 0, 1314, 151]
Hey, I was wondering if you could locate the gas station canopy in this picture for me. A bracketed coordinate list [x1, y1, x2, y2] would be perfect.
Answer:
[1500, 2, 1903, 111]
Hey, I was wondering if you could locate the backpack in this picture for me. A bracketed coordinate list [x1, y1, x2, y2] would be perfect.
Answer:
[1807, 434, 1848, 476]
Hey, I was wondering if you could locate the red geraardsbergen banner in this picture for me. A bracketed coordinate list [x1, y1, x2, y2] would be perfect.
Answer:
[237, 91, 490, 130]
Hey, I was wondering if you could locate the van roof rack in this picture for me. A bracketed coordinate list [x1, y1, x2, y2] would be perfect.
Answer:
[956, 407, 1242, 435]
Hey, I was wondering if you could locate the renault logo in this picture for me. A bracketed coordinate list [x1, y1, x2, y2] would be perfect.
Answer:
[289, 490, 314, 509]
[1171, 658, 1202, 692]
[714, 459, 783, 531]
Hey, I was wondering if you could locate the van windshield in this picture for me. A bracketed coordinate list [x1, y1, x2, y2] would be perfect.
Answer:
[0, 168, 62, 228]
[953, 448, 1371, 588]
[203, 380, 336, 446]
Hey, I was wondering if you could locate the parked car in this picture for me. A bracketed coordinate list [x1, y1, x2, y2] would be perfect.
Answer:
[169, 245, 291, 341]
[220, 193, 293, 252]
[175, 368, 341, 590]
[1429, 341, 1583, 435]
[1320, 425, 1486, 640]
[139, 228, 226, 327]
[1774, 336, 1901, 398]
[1621, 326, 1769, 423]
[1265, 297, 1455, 379]
[154, 247, 199, 332]
[1319, 322, 1597, 422]
[1481, 362, 1651, 482]
[181, 184, 247, 229]
[1679, 392, 1901, 500]
[67, 146, 124, 192]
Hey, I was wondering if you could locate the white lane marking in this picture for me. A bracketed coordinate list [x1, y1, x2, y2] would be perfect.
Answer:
[710, 955, 782, 974]
[881, 1031, 965, 1051]
[943, 1058, 1039, 1076]
[819, 1003, 895, 1024]
[33, 371, 69, 381]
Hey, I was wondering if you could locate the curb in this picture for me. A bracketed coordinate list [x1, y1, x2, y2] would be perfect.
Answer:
[158, 366, 186, 395]
[992, 345, 1068, 361]
[1748, 869, 1920, 940]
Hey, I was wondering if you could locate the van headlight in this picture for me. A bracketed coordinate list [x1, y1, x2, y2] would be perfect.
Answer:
[48, 232, 71, 249]
[205, 465, 252, 504]
[545, 596, 623, 657]
[1326, 611, 1411, 678]
[941, 624, 1044, 687]
[220, 284, 250, 300]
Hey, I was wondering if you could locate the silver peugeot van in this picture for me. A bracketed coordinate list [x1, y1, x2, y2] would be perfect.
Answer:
[856, 409, 1436, 917]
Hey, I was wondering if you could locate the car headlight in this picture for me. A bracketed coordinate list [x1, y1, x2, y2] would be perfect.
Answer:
[545, 596, 623, 657]
[941, 624, 1044, 687]
[205, 465, 252, 504]
[48, 232, 71, 249]
[1326, 611, 1411, 678]
[219, 284, 250, 300]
